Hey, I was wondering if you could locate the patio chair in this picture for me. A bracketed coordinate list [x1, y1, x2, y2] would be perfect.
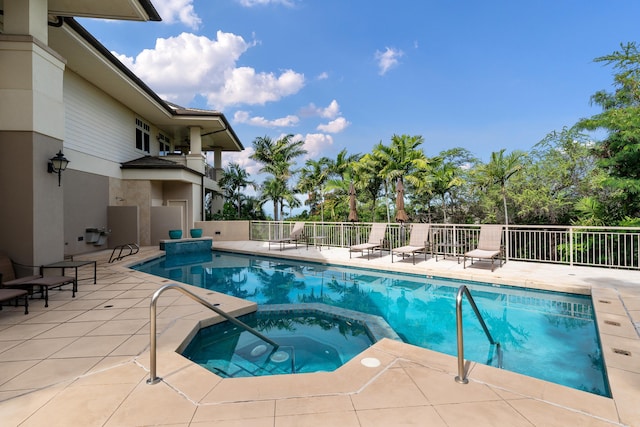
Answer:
[0, 288, 29, 314]
[350, 223, 388, 259]
[391, 223, 431, 264]
[268, 222, 306, 251]
[463, 225, 504, 272]
[0, 251, 76, 307]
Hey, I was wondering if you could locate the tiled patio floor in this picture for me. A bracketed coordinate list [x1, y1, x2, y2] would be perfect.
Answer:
[0, 241, 638, 426]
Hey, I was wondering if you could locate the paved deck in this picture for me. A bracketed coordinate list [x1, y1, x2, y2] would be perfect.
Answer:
[0, 241, 638, 426]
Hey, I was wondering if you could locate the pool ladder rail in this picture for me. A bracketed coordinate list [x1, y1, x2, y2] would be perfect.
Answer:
[454, 285, 502, 384]
[147, 283, 280, 385]
[108, 243, 139, 263]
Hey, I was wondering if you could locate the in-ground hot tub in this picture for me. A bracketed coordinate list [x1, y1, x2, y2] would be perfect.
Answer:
[181, 304, 400, 377]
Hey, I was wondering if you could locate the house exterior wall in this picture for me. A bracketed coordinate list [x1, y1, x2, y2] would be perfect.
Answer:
[64, 70, 155, 169]
[63, 169, 109, 256]
[1, 10, 237, 263]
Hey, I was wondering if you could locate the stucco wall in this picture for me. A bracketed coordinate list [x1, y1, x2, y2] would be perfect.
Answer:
[195, 221, 250, 241]
[64, 169, 109, 256]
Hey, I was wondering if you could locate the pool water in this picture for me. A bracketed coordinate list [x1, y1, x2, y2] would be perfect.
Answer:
[183, 309, 375, 377]
[134, 251, 610, 396]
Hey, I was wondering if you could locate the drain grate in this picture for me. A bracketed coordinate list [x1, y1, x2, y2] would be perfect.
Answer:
[598, 299, 611, 304]
[604, 320, 621, 327]
[612, 348, 632, 356]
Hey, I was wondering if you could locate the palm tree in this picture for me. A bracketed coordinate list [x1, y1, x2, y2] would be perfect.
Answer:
[475, 149, 525, 226]
[260, 177, 287, 220]
[328, 148, 360, 179]
[431, 159, 464, 223]
[297, 157, 332, 220]
[371, 135, 426, 222]
[218, 163, 255, 218]
[353, 153, 385, 221]
[251, 134, 307, 221]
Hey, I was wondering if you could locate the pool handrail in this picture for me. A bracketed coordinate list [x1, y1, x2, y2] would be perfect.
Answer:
[147, 283, 279, 385]
[454, 285, 501, 384]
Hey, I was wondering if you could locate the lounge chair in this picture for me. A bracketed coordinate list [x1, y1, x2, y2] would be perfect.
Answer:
[350, 223, 387, 259]
[0, 288, 29, 314]
[268, 222, 306, 251]
[0, 251, 76, 307]
[391, 223, 431, 264]
[463, 225, 504, 272]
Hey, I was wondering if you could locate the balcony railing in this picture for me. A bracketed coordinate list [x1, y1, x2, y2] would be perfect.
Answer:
[249, 221, 640, 270]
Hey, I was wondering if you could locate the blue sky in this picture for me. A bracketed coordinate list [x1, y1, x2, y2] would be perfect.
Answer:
[79, 0, 640, 176]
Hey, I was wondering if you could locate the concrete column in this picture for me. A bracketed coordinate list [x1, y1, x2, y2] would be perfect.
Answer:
[4, 0, 49, 44]
[213, 148, 222, 181]
[0, 2, 67, 265]
[186, 126, 204, 173]
[189, 126, 202, 154]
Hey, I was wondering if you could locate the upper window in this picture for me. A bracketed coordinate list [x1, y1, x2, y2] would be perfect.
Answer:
[135, 118, 150, 153]
[158, 133, 171, 154]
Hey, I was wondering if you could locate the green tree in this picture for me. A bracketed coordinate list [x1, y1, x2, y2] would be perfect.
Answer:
[353, 153, 386, 221]
[297, 157, 332, 220]
[576, 42, 640, 218]
[510, 127, 604, 224]
[251, 134, 307, 220]
[371, 135, 426, 222]
[260, 177, 287, 220]
[218, 163, 255, 219]
[474, 149, 524, 226]
[430, 159, 464, 223]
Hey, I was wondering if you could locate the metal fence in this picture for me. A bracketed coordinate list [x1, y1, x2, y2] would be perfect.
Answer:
[249, 221, 640, 270]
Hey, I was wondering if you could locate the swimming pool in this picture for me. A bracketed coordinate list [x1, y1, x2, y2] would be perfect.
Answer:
[133, 250, 610, 396]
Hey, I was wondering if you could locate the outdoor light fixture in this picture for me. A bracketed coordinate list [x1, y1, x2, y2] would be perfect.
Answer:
[47, 150, 69, 186]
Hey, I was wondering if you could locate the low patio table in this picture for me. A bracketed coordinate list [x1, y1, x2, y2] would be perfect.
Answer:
[306, 235, 328, 251]
[40, 260, 97, 284]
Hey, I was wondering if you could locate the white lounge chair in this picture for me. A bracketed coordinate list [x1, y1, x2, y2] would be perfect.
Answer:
[350, 223, 387, 259]
[463, 225, 504, 271]
[268, 222, 306, 251]
[391, 223, 431, 264]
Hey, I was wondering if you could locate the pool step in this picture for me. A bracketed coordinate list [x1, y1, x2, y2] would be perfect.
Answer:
[205, 351, 293, 378]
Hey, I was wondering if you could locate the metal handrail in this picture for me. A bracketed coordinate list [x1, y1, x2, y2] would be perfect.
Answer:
[454, 285, 501, 384]
[109, 243, 139, 263]
[147, 283, 279, 385]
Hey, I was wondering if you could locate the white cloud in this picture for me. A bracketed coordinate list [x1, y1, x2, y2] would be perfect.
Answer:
[375, 47, 404, 75]
[113, 31, 304, 110]
[234, 110, 299, 127]
[153, 0, 202, 29]
[218, 147, 262, 176]
[237, 0, 296, 7]
[317, 71, 329, 80]
[317, 117, 350, 133]
[207, 67, 304, 108]
[300, 99, 340, 119]
[303, 133, 334, 159]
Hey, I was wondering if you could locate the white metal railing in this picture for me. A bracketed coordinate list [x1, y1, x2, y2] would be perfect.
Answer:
[249, 221, 640, 270]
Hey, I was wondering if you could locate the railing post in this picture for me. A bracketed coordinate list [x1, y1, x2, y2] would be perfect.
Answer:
[147, 289, 161, 384]
[454, 285, 500, 385]
[454, 286, 468, 384]
[569, 227, 574, 266]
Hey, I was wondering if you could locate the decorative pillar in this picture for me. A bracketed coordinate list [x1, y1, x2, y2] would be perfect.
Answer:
[186, 126, 203, 173]
[0, 0, 67, 265]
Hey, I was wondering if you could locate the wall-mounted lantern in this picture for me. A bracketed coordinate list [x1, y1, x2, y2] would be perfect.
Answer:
[47, 150, 69, 186]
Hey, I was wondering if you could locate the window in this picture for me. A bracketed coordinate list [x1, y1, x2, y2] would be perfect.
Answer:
[135, 118, 150, 153]
[158, 133, 171, 154]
